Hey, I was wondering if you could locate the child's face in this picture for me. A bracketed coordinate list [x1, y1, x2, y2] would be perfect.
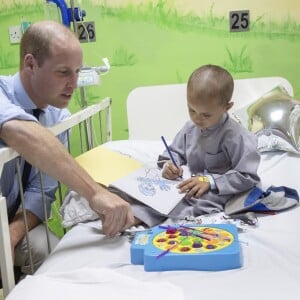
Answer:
[187, 95, 233, 130]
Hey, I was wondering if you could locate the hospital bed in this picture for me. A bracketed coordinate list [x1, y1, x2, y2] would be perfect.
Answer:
[0, 98, 112, 297]
[5, 77, 300, 300]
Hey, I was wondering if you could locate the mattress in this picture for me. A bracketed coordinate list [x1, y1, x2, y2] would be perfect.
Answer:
[7, 140, 300, 300]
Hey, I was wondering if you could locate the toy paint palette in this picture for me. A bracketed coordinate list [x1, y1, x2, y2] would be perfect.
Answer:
[130, 224, 242, 271]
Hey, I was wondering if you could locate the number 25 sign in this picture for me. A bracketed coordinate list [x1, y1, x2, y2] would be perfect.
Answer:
[229, 10, 250, 32]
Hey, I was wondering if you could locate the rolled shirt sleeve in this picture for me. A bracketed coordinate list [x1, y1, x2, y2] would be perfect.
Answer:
[0, 95, 37, 137]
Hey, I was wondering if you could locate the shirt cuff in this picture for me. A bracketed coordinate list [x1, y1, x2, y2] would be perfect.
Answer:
[205, 174, 216, 190]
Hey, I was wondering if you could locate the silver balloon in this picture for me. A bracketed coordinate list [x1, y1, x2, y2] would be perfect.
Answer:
[246, 86, 300, 153]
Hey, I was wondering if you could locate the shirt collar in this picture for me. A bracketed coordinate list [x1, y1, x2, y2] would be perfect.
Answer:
[13, 72, 38, 111]
[200, 113, 228, 135]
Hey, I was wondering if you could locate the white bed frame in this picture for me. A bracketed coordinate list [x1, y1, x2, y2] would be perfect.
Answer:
[127, 77, 293, 140]
[0, 98, 112, 297]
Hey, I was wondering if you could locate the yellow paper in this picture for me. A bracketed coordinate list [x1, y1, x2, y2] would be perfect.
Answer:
[75, 146, 142, 186]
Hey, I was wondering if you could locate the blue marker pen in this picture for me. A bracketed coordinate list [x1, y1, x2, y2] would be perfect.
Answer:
[161, 136, 183, 179]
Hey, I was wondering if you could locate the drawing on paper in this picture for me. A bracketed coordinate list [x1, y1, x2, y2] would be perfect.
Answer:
[137, 168, 177, 196]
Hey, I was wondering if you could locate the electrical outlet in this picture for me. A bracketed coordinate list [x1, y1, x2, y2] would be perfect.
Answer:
[9, 25, 22, 44]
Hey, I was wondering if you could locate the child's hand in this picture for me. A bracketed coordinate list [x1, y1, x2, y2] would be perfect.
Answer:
[177, 176, 210, 198]
[162, 161, 183, 180]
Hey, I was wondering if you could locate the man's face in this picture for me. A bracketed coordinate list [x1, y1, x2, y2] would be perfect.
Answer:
[29, 37, 83, 109]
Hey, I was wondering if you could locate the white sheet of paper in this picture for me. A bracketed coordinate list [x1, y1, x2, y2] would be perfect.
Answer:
[110, 165, 191, 215]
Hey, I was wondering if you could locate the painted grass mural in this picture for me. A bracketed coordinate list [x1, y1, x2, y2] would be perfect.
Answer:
[0, 0, 299, 236]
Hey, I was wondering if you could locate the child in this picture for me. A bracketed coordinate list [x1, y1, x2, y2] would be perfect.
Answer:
[158, 64, 261, 219]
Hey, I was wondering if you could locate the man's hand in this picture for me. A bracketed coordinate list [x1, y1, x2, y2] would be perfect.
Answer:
[177, 176, 210, 198]
[89, 190, 135, 237]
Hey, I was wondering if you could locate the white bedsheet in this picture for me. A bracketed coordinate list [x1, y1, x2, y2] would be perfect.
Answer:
[8, 140, 300, 300]
[7, 267, 184, 300]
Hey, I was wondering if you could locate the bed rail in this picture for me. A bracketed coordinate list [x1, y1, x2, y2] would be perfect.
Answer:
[0, 97, 112, 297]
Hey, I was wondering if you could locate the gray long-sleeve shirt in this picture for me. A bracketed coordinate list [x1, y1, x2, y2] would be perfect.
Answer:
[161, 114, 260, 194]
[158, 113, 261, 218]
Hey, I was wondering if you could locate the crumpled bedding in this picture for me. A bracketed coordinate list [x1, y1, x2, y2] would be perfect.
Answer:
[60, 190, 99, 228]
[60, 190, 254, 233]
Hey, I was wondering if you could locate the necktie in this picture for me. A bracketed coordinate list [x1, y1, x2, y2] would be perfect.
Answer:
[8, 109, 43, 222]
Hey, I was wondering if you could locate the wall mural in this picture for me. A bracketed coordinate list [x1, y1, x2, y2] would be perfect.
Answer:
[0, 0, 299, 140]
